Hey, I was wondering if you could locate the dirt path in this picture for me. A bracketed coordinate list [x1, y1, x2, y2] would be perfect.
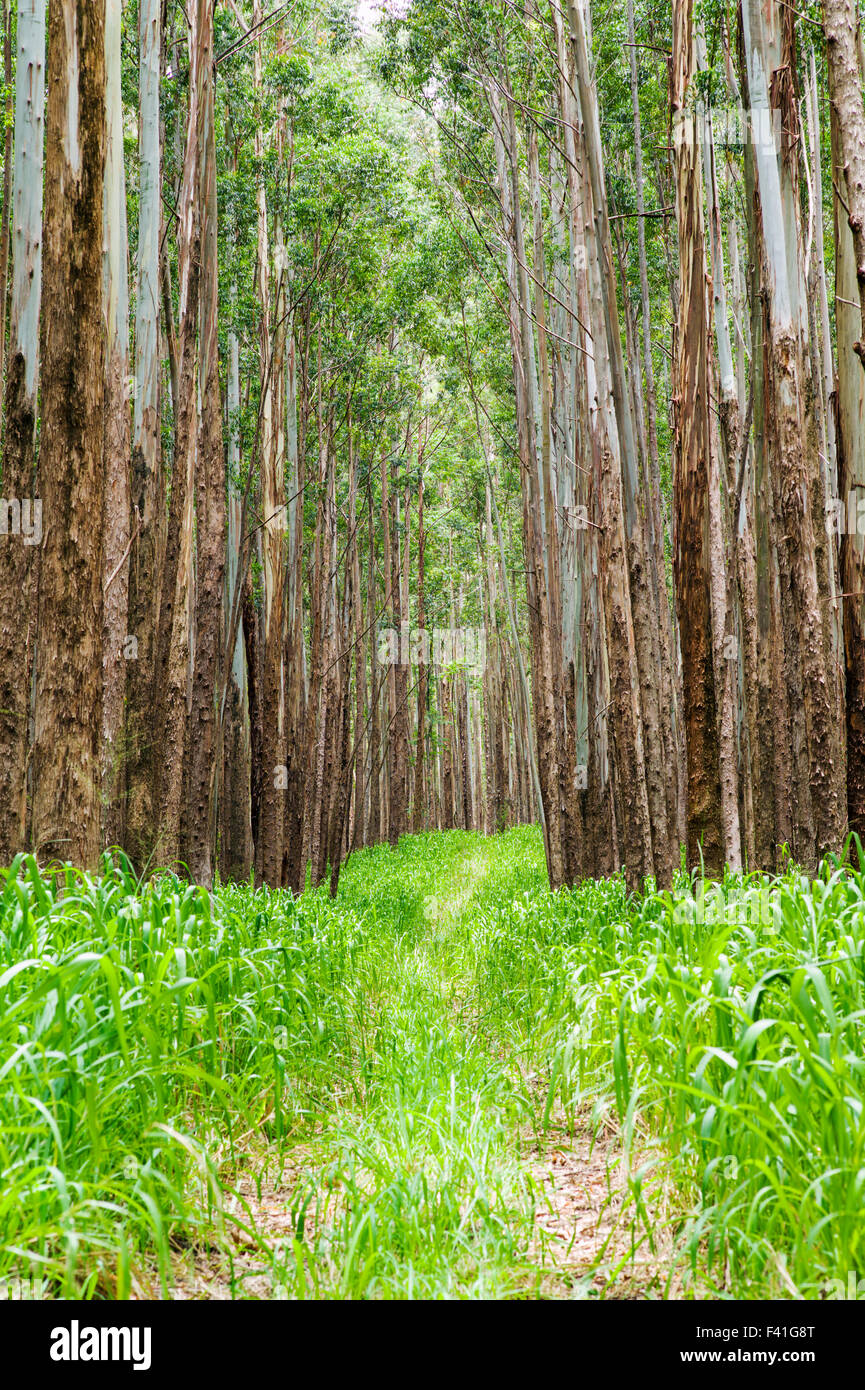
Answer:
[165, 841, 679, 1300]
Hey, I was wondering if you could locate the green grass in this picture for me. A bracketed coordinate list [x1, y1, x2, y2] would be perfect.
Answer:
[465, 838, 865, 1297]
[1, 827, 864, 1299]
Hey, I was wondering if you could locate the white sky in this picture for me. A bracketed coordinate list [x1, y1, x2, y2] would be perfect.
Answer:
[355, 0, 410, 36]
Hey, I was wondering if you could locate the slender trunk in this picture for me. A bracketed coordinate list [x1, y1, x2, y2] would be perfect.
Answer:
[700, 70, 744, 870]
[826, 0, 865, 839]
[624, 7, 681, 865]
[253, 0, 285, 887]
[284, 299, 305, 890]
[627, 0, 662, 516]
[413, 466, 427, 832]
[0, 0, 45, 862]
[155, 8, 199, 868]
[670, 0, 725, 874]
[222, 267, 253, 880]
[825, 0, 865, 368]
[126, 0, 162, 869]
[0, 0, 13, 395]
[101, 0, 131, 847]
[567, 0, 663, 885]
[367, 491, 382, 845]
[244, 569, 263, 872]
[31, 0, 106, 867]
[743, 0, 846, 865]
[389, 480, 408, 845]
[187, 0, 227, 887]
[489, 76, 564, 884]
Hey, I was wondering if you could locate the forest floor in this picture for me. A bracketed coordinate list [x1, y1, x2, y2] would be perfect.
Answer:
[165, 834, 684, 1300]
[9, 824, 855, 1300]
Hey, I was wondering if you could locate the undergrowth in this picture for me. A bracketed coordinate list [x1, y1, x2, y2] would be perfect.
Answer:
[1, 827, 863, 1299]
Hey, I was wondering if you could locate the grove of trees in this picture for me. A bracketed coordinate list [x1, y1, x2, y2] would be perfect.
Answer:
[0, 0, 862, 895]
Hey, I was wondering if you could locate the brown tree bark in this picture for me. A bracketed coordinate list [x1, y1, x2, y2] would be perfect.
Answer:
[0, 0, 12, 395]
[671, 0, 724, 875]
[348, 424, 368, 847]
[825, 0, 865, 368]
[101, 0, 131, 848]
[154, 26, 199, 869]
[186, 0, 227, 887]
[0, 0, 45, 863]
[826, 0, 865, 839]
[31, 0, 106, 868]
[489, 76, 567, 886]
[283, 315, 306, 892]
[367, 486, 382, 845]
[124, 0, 163, 871]
[566, 0, 666, 885]
[253, 0, 286, 888]
[412, 464, 427, 833]
[741, 0, 846, 866]
[389, 478, 409, 845]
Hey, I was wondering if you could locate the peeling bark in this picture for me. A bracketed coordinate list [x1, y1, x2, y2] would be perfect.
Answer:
[31, 0, 106, 868]
[0, 0, 45, 862]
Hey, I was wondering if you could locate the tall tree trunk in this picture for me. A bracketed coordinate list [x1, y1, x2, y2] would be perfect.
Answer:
[699, 54, 745, 871]
[154, 8, 199, 869]
[413, 465, 427, 833]
[31, 0, 106, 867]
[743, 0, 846, 865]
[101, 0, 131, 848]
[187, 0, 226, 886]
[253, 0, 285, 887]
[567, 0, 664, 885]
[284, 299, 306, 890]
[826, 0, 865, 839]
[222, 275, 253, 881]
[671, 0, 724, 874]
[367, 488, 382, 845]
[489, 76, 566, 885]
[626, 0, 662, 523]
[825, 0, 865, 368]
[304, 402, 328, 877]
[0, 0, 45, 862]
[389, 478, 409, 845]
[125, 0, 162, 869]
[348, 422, 367, 846]
[0, 0, 13, 395]
[313, 455, 337, 884]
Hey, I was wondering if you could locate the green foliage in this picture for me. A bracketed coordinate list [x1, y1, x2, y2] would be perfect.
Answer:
[2, 834, 864, 1298]
[469, 839, 865, 1296]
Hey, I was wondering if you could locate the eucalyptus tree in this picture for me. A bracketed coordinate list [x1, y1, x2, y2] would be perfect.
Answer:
[102, 0, 132, 845]
[247, 0, 288, 888]
[126, 0, 163, 866]
[186, 0, 228, 888]
[0, 0, 45, 862]
[31, 0, 107, 867]
[154, 0, 201, 870]
[739, 0, 846, 868]
[671, 0, 725, 875]
[825, 0, 865, 839]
